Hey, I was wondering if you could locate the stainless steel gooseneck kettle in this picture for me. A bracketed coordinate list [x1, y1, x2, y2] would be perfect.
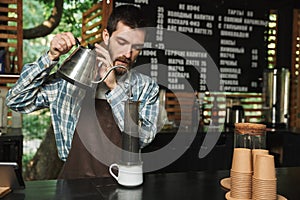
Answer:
[57, 38, 98, 89]
[57, 38, 127, 89]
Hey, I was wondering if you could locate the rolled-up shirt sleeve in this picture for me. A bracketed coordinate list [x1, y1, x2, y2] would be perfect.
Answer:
[6, 53, 59, 113]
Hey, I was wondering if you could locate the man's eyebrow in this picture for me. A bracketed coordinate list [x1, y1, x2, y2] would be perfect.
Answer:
[116, 36, 128, 43]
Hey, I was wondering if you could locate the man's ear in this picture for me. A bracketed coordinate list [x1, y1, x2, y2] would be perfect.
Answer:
[102, 29, 109, 46]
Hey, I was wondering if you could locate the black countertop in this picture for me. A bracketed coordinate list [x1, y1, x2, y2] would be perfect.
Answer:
[3, 167, 299, 200]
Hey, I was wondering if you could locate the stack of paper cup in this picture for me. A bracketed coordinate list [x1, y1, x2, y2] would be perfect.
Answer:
[224, 148, 286, 200]
[252, 154, 277, 200]
[229, 148, 253, 199]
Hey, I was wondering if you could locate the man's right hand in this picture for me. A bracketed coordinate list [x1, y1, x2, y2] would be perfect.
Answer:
[48, 32, 76, 61]
[95, 43, 117, 90]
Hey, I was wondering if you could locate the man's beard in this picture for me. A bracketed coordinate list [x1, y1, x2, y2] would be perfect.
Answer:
[113, 56, 132, 76]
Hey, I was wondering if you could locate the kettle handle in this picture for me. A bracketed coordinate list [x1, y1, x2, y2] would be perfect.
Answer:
[75, 37, 95, 49]
[75, 37, 81, 46]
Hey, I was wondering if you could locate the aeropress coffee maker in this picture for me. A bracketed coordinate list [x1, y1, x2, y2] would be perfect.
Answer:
[109, 98, 144, 186]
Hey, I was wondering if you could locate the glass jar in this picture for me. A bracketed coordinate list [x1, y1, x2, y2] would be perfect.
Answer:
[234, 123, 266, 149]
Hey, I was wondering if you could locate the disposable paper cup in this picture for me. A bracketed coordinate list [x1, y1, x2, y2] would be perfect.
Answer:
[252, 176, 277, 185]
[231, 148, 252, 173]
[230, 170, 252, 199]
[252, 177, 277, 194]
[225, 191, 252, 200]
[253, 154, 276, 180]
[252, 149, 269, 169]
[253, 187, 277, 200]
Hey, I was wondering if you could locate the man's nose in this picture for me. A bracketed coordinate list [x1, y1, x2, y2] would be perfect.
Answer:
[123, 46, 132, 58]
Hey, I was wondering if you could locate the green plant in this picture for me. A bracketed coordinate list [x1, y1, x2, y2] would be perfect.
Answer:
[22, 109, 51, 140]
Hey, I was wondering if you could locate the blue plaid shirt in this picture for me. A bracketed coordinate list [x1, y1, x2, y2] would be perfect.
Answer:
[6, 53, 159, 161]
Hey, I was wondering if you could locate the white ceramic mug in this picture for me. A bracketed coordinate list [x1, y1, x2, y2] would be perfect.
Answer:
[109, 163, 143, 187]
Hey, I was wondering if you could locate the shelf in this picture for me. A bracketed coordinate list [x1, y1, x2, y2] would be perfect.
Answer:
[0, 74, 19, 84]
[0, 0, 23, 74]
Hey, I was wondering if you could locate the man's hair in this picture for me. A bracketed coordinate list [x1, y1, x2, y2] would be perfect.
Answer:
[106, 5, 148, 35]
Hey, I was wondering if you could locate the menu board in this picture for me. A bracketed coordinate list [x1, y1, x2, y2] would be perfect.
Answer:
[114, 0, 269, 92]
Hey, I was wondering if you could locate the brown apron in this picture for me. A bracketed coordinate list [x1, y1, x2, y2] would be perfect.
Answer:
[58, 99, 122, 179]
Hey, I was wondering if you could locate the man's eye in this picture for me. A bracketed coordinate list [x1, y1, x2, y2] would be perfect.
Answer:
[117, 39, 127, 45]
[118, 41, 125, 45]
